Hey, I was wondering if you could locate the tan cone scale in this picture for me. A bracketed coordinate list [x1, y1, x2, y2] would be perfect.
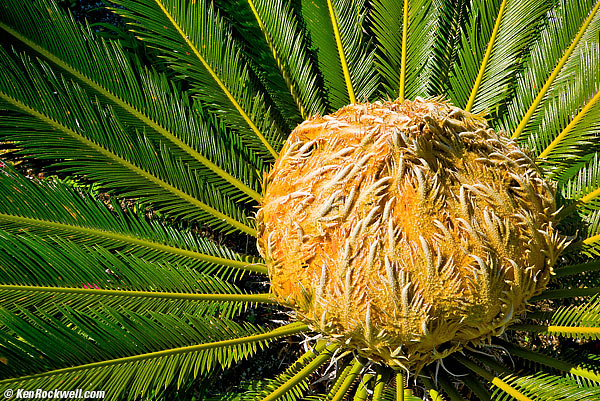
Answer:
[257, 98, 566, 371]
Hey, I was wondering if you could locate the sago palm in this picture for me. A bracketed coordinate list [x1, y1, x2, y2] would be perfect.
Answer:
[0, 0, 599, 399]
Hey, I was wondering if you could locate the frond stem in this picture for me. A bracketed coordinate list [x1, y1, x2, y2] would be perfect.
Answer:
[0, 213, 266, 274]
[0, 285, 275, 304]
[464, 0, 507, 112]
[531, 287, 600, 301]
[538, 89, 600, 159]
[331, 358, 364, 401]
[509, 324, 600, 336]
[372, 367, 388, 401]
[260, 342, 338, 401]
[453, 355, 533, 401]
[396, 371, 404, 401]
[152, 0, 278, 158]
[553, 261, 600, 278]
[0, 91, 257, 236]
[326, 0, 356, 104]
[498, 340, 600, 383]
[511, 0, 600, 139]
[0, 322, 308, 385]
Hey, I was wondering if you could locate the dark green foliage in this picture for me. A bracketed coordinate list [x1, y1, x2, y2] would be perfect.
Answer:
[0, 0, 599, 400]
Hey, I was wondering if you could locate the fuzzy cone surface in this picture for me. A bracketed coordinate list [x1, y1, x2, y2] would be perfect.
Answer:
[258, 99, 565, 371]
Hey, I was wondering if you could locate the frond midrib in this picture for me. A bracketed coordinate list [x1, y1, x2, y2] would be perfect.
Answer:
[512, 0, 600, 139]
[0, 284, 274, 303]
[152, 0, 278, 158]
[0, 21, 262, 202]
[465, 0, 508, 112]
[0, 91, 257, 236]
[0, 322, 309, 385]
[0, 213, 265, 273]
[326, 0, 356, 104]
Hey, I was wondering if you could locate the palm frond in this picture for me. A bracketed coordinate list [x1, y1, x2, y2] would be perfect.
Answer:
[448, 0, 549, 115]
[0, 0, 263, 202]
[370, 0, 453, 100]
[0, 50, 256, 235]
[0, 166, 263, 276]
[453, 354, 537, 401]
[243, 0, 327, 120]
[491, 373, 600, 401]
[234, 342, 337, 401]
[0, 303, 307, 401]
[300, 0, 377, 108]
[499, 341, 600, 384]
[509, 0, 600, 168]
[507, 0, 600, 138]
[0, 228, 268, 319]
[109, 0, 284, 159]
[512, 295, 600, 339]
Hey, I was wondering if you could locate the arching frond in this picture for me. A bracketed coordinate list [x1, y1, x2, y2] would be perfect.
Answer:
[243, 0, 327, 120]
[491, 373, 600, 401]
[109, 0, 285, 160]
[242, 342, 337, 401]
[448, 0, 549, 115]
[0, 0, 263, 202]
[371, 0, 457, 100]
[0, 166, 263, 276]
[507, 0, 600, 138]
[300, 0, 377, 108]
[0, 307, 307, 401]
[0, 50, 256, 235]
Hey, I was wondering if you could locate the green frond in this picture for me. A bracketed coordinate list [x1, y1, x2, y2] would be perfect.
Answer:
[448, 0, 549, 115]
[370, 0, 452, 100]
[559, 153, 600, 207]
[0, 228, 267, 318]
[453, 354, 534, 401]
[511, 1, 600, 167]
[0, 166, 263, 276]
[110, 0, 284, 159]
[247, 342, 337, 401]
[0, 50, 256, 235]
[554, 260, 600, 278]
[329, 358, 364, 401]
[300, 0, 377, 108]
[491, 373, 600, 401]
[352, 373, 373, 401]
[499, 341, 600, 384]
[244, 0, 327, 120]
[0, 0, 263, 202]
[512, 295, 600, 339]
[0, 304, 307, 401]
[507, 0, 600, 138]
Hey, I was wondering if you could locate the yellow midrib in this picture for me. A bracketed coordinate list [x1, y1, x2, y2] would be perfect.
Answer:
[399, 0, 409, 101]
[491, 377, 534, 401]
[0, 322, 308, 384]
[0, 284, 274, 303]
[247, 0, 307, 120]
[153, 0, 278, 158]
[548, 325, 600, 335]
[326, 0, 356, 104]
[0, 213, 266, 273]
[538, 89, 600, 159]
[0, 91, 257, 236]
[0, 22, 262, 202]
[465, 0, 508, 112]
[512, 0, 600, 139]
